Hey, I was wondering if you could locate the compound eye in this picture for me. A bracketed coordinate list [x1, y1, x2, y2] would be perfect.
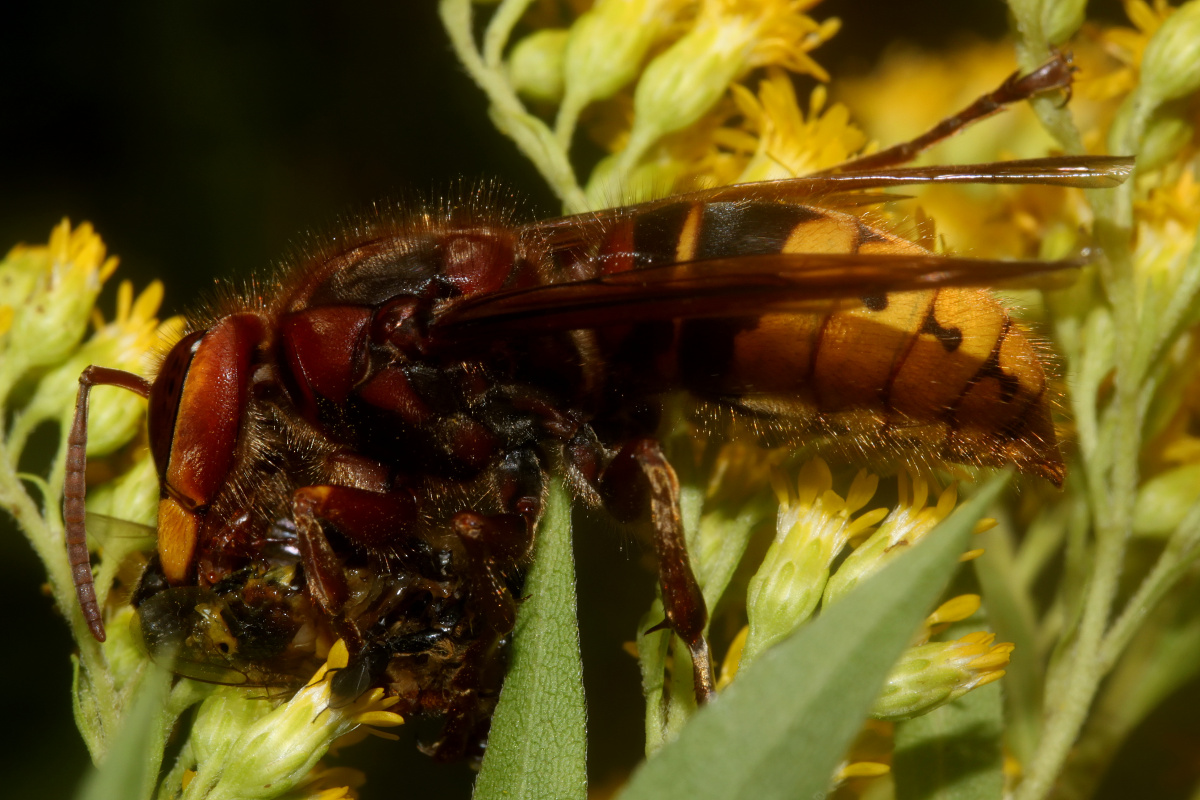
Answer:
[147, 329, 207, 482]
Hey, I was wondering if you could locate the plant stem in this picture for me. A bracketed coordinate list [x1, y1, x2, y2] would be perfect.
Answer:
[440, 0, 588, 213]
[483, 0, 537, 69]
[1099, 506, 1200, 672]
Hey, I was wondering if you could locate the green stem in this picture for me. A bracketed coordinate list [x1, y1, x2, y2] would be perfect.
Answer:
[483, 0, 537, 69]
[1098, 506, 1200, 672]
[1009, 18, 1146, 800]
[439, 0, 587, 213]
[0, 438, 121, 757]
[554, 93, 584, 151]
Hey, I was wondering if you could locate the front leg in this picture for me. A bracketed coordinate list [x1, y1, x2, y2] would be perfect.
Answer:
[601, 438, 714, 702]
[291, 482, 420, 650]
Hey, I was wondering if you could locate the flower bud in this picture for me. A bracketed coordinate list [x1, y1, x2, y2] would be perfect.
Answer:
[871, 632, 1012, 721]
[1007, 0, 1084, 46]
[1140, 0, 1200, 105]
[560, 0, 679, 119]
[743, 462, 884, 667]
[622, 20, 750, 167]
[18, 281, 176, 458]
[192, 642, 402, 800]
[86, 454, 160, 530]
[8, 220, 116, 371]
[509, 29, 569, 103]
[1137, 108, 1194, 172]
[1134, 462, 1200, 538]
[1042, 0, 1087, 45]
[0, 245, 44, 311]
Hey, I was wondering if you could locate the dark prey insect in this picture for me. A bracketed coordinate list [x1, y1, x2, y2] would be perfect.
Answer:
[63, 55, 1131, 760]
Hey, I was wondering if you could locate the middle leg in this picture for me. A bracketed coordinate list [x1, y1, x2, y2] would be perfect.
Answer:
[600, 437, 714, 702]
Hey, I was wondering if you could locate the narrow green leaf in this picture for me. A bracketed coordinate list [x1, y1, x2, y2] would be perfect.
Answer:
[474, 478, 587, 800]
[74, 662, 171, 800]
[972, 521, 1045, 765]
[619, 475, 1009, 800]
[894, 620, 1005, 800]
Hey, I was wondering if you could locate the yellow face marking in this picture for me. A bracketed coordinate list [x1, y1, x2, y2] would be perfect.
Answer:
[158, 496, 200, 584]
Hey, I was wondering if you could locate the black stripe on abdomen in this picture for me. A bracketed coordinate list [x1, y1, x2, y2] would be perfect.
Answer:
[631, 202, 693, 269]
[695, 202, 822, 260]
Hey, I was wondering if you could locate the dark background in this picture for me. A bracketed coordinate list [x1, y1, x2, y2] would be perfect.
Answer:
[3, 2, 1165, 799]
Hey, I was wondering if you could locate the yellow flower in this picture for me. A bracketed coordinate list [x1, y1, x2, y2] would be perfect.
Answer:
[1077, 0, 1174, 103]
[186, 641, 403, 800]
[920, 594, 984, 641]
[616, 0, 839, 173]
[730, 72, 868, 182]
[278, 765, 366, 800]
[835, 759, 891, 784]
[15, 280, 184, 458]
[835, 40, 1077, 257]
[716, 624, 749, 691]
[872, 632, 1012, 721]
[824, 474, 994, 607]
[742, 459, 887, 667]
[1134, 168, 1200, 286]
[0, 219, 119, 380]
[657, 68, 869, 188]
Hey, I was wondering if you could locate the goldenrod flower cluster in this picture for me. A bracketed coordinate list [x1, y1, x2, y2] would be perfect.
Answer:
[730, 460, 1008, 721]
[180, 641, 402, 800]
[0, 223, 394, 800]
[445, 0, 857, 211]
[5, 0, 1200, 798]
[448, 0, 1200, 797]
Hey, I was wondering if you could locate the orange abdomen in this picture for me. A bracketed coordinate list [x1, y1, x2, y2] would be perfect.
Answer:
[598, 199, 1062, 484]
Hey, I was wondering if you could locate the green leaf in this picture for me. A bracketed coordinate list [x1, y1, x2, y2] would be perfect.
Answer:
[74, 662, 172, 800]
[618, 475, 1009, 800]
[894, 621, 1005, 800]
[474, 478, 587, 800]
[972, 522, 1044, 765]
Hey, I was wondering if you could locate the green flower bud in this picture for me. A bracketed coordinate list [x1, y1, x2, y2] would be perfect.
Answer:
[22, 351, 145, 457]
[509, 29, 569, 103]
[871, 632, 1011, 721]
[1141, 0, 1200, 105]
[104, 606, 156, 691]
[561, 0, 675, 111]
[1138, 106, 1194, 172]
[1042, 0, 1087, 45]
[189, 642, 402, 800]
[1007, 0, 1084, 47]
[1134, 462, 1200, 538]
[621, 20, 750, 168]
[8, 221, 115, 372]
[743, 462, 883, 667]
[0, 245, 45, 311]
[14, 279, 176, 459]
[190, 688, 276, 769]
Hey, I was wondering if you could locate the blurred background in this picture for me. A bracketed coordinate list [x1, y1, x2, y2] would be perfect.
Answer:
[2, 2, 1153, 799]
